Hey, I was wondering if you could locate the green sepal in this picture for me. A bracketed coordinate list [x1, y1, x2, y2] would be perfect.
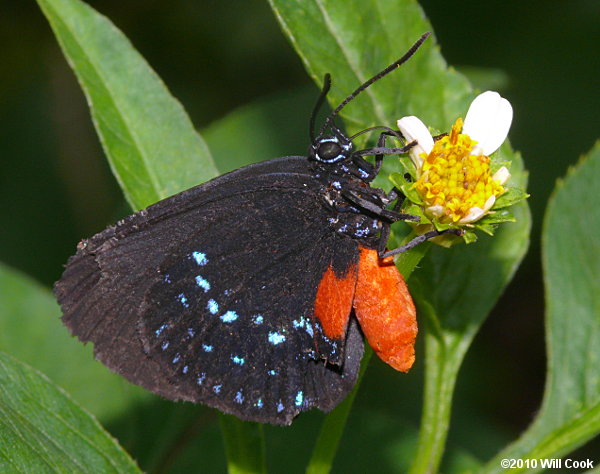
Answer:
[389, 172, 423, 206]
[494, 186, 530, 209]
[473, 222, 497, 236]
[398, 156, 418, 181]
[490, 158, 511, 174]
[462, 230, 478, 244]
[480, 208, 516, 225]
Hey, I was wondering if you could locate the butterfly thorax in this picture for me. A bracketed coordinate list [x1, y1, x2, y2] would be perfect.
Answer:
[309, 151, 387, 247]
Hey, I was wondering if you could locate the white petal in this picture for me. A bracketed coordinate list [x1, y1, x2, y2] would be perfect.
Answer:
[426, 204, 444, 217]
[459, 207, 485, 224]
[462, 91, 513, 156]
[492, 166, 511, 185]
[397, 116, 434, 169]
[482, 195, 496, 212]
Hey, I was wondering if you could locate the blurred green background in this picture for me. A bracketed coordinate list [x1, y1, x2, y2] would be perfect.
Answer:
[1, 0, 599, 470]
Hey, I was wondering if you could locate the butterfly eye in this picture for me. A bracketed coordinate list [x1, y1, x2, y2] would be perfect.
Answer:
[319, 141, 343, 161]
[314, 137, 351, 163]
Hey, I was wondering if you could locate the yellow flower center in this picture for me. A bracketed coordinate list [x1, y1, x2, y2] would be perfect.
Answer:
[415, 118, 504, 223]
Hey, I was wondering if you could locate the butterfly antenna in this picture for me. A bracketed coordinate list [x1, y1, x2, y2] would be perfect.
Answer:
[319, 32, 431, 136]
[309, 73, 332, 142]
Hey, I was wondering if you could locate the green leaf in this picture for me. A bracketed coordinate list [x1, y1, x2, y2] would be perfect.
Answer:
[0, 351, 140, 473]
[268, 1, 531, 472]
[202, 86, 318, 174]
[0, 263, 149, 422]
[36, 0, 218, 210]
[219, 415, 266, 474]
[483, 142, 600, 472]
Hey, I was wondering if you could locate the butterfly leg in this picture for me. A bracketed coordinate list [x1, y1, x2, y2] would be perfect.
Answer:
[376, 186, 409, 255]
[341, 189, 418, 223]
[378, 228, 464, 259]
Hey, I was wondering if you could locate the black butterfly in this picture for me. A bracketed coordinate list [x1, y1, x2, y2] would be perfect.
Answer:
[55, 33, 456, 425]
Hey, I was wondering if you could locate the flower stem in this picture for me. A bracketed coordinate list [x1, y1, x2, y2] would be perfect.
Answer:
[219, 414, 266, 474]
[408, 329, 463, 474]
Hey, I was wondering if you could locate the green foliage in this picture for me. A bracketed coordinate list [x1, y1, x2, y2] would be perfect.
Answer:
[36, 0, 218, 210]
[0, 263, 149, 421]
[0, 352, 140, 473]
[0, 0, 594, 471]
[483, 142, 600, 472]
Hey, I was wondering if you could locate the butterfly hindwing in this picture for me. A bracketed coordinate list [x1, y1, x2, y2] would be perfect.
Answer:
[55, 156, 364, 424]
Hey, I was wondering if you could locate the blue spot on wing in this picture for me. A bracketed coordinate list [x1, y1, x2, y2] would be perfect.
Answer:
[235, 391, 244, 404]
[267, 331, 286, 345]
[207, 299, 219, 315]
[220, 310, 238, 323]
[295, 391, 304, 406]
[213, 384, 222, 394]
[195, 275, 211, 292]
[191, 251, 208, 266]
[178, 293, 189, 308]
[253, 314, 264, 325]
[202, 344, 213, 353]
[231, 355, 245, 365]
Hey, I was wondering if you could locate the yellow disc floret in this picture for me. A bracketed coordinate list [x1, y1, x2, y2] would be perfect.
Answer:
[415, 118, 504, 224]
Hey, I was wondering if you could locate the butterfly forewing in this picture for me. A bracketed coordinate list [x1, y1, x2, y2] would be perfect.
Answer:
[55, 156, 363, 424]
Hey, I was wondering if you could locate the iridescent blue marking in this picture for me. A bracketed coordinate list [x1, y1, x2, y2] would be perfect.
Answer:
[235, 391, 244, 404]
[305, 321, 314, 337]
[196, 373, 206, 385]
[268, 369, 277, 376]
[163, 274, 172, 284]
[268, 331, 286, 345]
[295, 391, 304, 407]
[161, 341, 169, 350]
[213, 384, 222, 394]
[191, 251, 208, 266]
[182, 365, 189, 374]
[224, 289, 232, 296]
[354, 228, 370, 238]
[256, 398, 263, 408]
[187, 328, 195, 338]
[202, 344, 213, 352]
[155, 324, 167, 336]
[277, 401, 284, 413]
[195, 275, 211, 292]
[293, 316, 314, 337]
[253, 314, 264, 325]
[332, 181, 342, 190]
[207, 299, 219, 315]
[178, 293, 189, 308]
[231, 355, 245, 365]
[358, 168, 369, 178]
[172, 354, 181, 364]
[220, 310, 238, 323]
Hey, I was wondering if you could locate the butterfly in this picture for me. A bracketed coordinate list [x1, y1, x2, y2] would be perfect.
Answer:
[55, 33, 453, 425]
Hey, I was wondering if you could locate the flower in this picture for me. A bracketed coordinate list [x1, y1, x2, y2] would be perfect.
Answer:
[397, 91, 513, 225]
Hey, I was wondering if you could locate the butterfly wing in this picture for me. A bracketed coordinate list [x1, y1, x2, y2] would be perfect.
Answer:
[55, 156, 364, 425]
